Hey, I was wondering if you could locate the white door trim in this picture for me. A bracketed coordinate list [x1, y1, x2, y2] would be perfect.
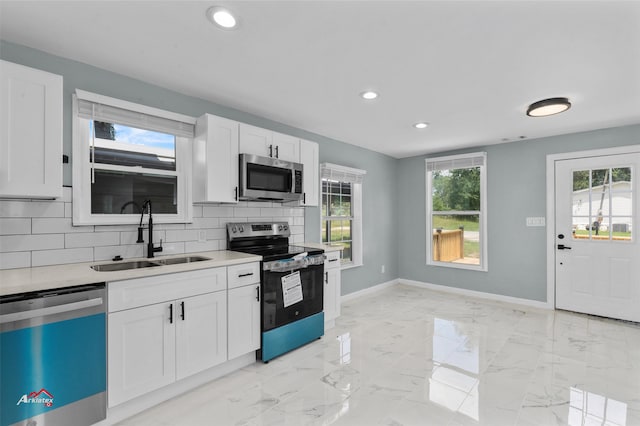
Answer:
[545, 144, 640, 310]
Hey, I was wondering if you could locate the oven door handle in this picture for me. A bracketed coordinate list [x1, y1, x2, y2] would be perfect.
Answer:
[263, 254, 326, 272]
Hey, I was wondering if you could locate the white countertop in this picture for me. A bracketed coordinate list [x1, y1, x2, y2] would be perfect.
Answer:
[0, 250, 261, 297]
[0, 243, 342, 296]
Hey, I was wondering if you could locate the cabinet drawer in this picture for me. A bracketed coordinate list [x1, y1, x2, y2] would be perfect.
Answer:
[324, 251, 341, 268]
[227, 262, 260, 289]
[109, 268, 226, 312]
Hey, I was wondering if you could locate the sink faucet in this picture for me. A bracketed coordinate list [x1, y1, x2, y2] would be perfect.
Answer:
[137, 200, 163, 258]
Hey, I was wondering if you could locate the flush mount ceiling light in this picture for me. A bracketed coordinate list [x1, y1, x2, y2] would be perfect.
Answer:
[526, 97, 571, 117]
[414, 122, 429, 129]
[207, 6, 238, 29]
[360, 91, 379, 100]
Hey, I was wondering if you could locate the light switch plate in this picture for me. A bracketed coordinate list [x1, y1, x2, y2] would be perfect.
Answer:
[526, 217, 546, 227]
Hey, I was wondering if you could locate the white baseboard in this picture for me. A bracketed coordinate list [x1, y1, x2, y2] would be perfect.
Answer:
[399, 278, 552, 310]
[341, 279, 399, 303]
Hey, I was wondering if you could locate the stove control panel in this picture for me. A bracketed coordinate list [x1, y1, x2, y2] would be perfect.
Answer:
[227, 221, 291, 240]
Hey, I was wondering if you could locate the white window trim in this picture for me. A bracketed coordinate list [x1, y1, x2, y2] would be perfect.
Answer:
[321, 163, 365, 269]
[425, 152, 488, 272]
[72, 92, 193, 225]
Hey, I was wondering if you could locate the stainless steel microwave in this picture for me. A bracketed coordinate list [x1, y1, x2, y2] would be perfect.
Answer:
[239, 154, 303, 202]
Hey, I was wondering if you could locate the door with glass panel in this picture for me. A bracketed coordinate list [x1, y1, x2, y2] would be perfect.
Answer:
[555, 153, 640, 322]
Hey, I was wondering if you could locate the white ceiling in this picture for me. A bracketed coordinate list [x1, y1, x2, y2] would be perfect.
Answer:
[1, 1, 639, 158]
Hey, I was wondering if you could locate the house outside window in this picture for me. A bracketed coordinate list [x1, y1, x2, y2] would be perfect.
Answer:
[321, 163, 365, 267]
[426, 152, 487, 271]
[72, 90, 194, 225]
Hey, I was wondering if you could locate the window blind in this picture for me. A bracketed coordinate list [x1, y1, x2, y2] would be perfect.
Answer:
[75, 90, 195, 138]
[321, 163, 366, 184]
[426, 152, 486, 172]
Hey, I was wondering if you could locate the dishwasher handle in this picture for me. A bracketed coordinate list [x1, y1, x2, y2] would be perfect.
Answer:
[0, 297, 104, 324]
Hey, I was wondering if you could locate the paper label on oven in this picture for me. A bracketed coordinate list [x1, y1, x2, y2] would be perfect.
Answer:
[282, 271, 303, 308]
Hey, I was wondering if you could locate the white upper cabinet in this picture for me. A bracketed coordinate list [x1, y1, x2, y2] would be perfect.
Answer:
[272, 131, 300, 162]
[299, 139, 319, 206]
[239, 123, 299, 162]
[0, 60, 63, 199]
[193, 114, 239, 203]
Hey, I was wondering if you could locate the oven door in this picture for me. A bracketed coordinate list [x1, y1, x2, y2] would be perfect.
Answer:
[262, 256, 324, 331]
[239, 154, 303, 201]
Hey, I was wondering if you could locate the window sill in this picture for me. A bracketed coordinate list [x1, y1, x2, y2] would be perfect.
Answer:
[426, 260, 487, 272]
[340, 262, 362, 271]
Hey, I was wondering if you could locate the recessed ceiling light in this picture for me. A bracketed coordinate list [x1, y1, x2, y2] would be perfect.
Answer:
[526, 97, 571, 117]
[207, 6, 238, 29]
[360, 91, 379, 100]
[414, 122, 429, 129]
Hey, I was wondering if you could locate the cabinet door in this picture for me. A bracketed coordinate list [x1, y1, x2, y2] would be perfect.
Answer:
[239, 123, 272, 157]
[228, 284, 261, 360]
[272, 132, 300, 162]
[176, 291, 227, 380]
[193, 114, 239, 203]
[299, 140, 319, 206]
[108, 302, 176, 407]
[0, 60, 62, 198]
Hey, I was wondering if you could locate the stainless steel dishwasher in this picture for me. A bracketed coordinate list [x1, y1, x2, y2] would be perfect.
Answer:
[0, 283, 107, 426]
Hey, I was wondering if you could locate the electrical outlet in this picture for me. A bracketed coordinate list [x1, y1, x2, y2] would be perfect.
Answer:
[198, 230, 207, 242]
[381, 265, 385, 274]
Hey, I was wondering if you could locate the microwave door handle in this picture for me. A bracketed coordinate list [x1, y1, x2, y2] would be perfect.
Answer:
[288, 172, 292, 191]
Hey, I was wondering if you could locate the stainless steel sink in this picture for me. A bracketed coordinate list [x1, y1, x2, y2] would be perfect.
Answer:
[91, 256, 210, 271]
[91, 260, 161, 272]
[155, 256, 210, 265]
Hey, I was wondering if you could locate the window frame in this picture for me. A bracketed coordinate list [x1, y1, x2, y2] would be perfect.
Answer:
[72, 92, 194, 225]
[320, 163, 365, 269]
[425, 152, 488, 271]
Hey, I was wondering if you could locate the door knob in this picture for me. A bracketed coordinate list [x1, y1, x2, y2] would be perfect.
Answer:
[557, 244, 572, 250]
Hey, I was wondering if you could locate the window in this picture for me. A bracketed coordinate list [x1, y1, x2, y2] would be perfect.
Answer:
[426, 152, 487, 271]
[321, 163, 365, 267]
[72, 90, 195, 225]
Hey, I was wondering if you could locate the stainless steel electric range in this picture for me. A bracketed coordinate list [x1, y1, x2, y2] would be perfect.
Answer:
[227, 222, 325, 362]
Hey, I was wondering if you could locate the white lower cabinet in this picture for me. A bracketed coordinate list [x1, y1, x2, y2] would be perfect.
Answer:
[227, 262, 261, 360]
[324, 251, 342, 327]
[108, 268, 228, 407]
[227, 284, 261, 360]
[176, 291, 227, 379]
[108, 302, 176, 407]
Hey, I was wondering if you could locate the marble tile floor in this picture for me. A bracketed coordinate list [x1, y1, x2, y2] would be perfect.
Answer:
[117, 284, 640, 426]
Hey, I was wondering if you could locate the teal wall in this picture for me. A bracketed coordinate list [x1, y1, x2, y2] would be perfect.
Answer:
[397, 124, 640, 302]
[0, 40, 399, 295]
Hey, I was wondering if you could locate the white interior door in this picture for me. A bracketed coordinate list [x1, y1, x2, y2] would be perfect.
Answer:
[555, 152, 640, 322]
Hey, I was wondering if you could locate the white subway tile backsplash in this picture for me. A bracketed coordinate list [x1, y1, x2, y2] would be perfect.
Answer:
[234, 207, 261, 217]
[205, 228, 226, 240]
[155, 223, 186, 231]
[32, 248, 94, 267]
[185, 240, 219, 253]
[155, 242, 185, 256]
[60, 187, 73, 202]
[95, 224, 139, 232]
[0, 200, 65, 218]
[66, 232, 119, 248]
[0, 252, 31, 269]
[186, 217, 220, 229]
[165, 229, 198, 242]
[0, 196, 304, 269]
[203, 206, 235, 217]
[0, 234, 64, 253]
[94, 245, 143, 262]
[33, 218, 92, 234]
[0, 218, 31, 235]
